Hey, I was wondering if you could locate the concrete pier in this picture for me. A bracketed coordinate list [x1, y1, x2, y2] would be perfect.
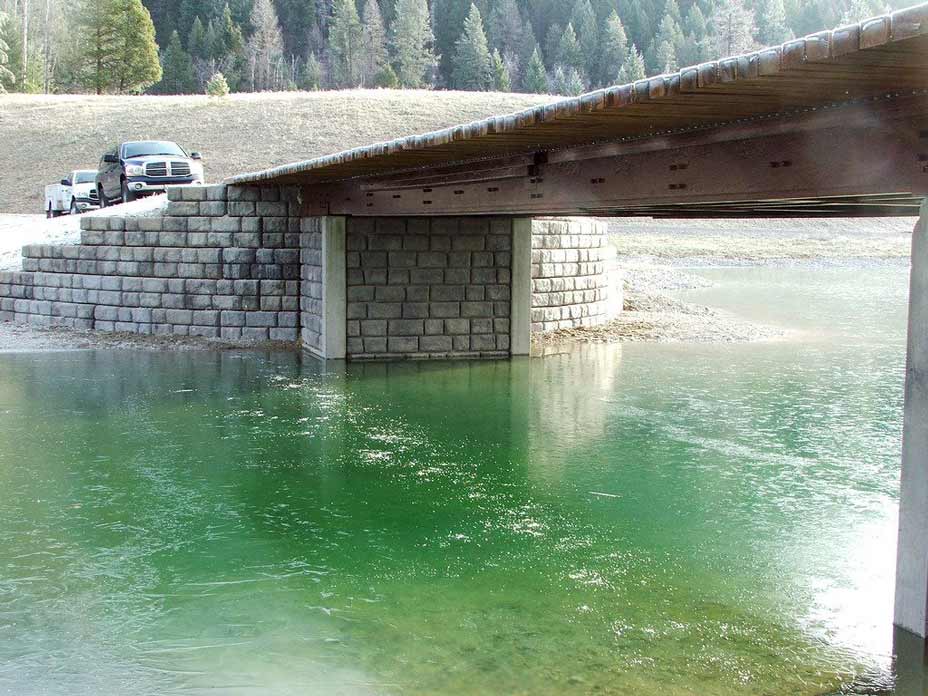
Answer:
[895, 200, 928, 638]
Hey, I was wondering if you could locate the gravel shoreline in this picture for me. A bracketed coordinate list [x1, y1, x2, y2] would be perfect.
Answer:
[0, 321, 299, 353]
[534, 262, 788, 347]
[535, 217, 912, 348]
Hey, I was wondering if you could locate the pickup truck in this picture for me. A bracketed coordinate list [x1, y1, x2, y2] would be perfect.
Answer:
[96, 140, 205, 206]
[44, 170, 100, 217]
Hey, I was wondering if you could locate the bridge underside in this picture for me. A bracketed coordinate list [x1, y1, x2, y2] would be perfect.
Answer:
[296, 95, 928, 219]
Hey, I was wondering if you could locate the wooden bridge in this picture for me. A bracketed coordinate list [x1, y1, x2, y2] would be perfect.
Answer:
[233, 1, 928, 659]
[231, 4, 928, 219]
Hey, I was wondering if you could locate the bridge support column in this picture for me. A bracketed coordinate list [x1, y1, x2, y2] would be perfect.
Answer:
[511, 218, 532, 356]
[300, 215, 346, 361]
[321, 216, 347, 360]
[895, 199, 928, 638]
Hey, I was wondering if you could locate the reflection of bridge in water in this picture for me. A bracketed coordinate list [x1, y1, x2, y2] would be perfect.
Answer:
[228, 1, 928, 659]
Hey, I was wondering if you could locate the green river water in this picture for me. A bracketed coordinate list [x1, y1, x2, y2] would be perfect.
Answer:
[0, 264, 914, 695]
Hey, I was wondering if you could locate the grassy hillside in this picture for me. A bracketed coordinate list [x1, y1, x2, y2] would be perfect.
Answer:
[1, 90, 554, 214]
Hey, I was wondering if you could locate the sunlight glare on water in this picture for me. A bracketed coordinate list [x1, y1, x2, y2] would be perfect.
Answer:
[0, 264, 913, 694]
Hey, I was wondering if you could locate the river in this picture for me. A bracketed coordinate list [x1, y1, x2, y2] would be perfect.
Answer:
[0, 263, 914, 695]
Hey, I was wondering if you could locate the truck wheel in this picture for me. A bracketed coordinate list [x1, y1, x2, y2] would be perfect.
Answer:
[47, 203, 54, 219]
[69, 199, 79, 215]
[121, 181, 136, 204]
[98, 186, 107, 208]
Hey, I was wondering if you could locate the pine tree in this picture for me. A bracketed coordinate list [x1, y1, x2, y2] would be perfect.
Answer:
[204, 20, 220, 61]
[491, 48, 510, 91]
[111, 0, 162, 92]
[677, 5, 713, 65]
[217, 4, 244, 57]
[839, 0, 883, 26]
[300, 51, 324, 89]
[551, 65, 584, 95]
[206, 70, 230, 95]
[432, 0, 472, 85]
[624, 1, 652, 52]
[597, 10, 627, 86]
[486, 0, 523, 57]
[757, 0, 792, 45]
[616, 42, 646, 83]
[246, 0, 283, 91]
[75, 0, 119, 94]
[0, 12, 15, 92]
[556, 23, 584, 76]
[360, 0, 388, 86]
[374, 62, 399, 87]
[544, 23, 562, 69]
[157, 29, 194, 92]
[2, 12, 25, 92]
[522, 46, 548, 93]
[663, 0, 683, 27]
[329, 0, 363, 87]
[654, 37, 677, 72]
[391, 0, 437, 88]
[275, 0, 316, 57]
[452, 4, 492, 90]
[647, 13, 683, 73]
[569, 0, 598, 80]
[711, 0, 756, 57]
[188, 16, 206, 58]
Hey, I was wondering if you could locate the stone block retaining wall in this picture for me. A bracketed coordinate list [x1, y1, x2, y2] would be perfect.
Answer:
[0, 189, 619, 356]
[0, 184, 302, 341]
[531, 218, 614, 333]
[345, 217, 513, 360]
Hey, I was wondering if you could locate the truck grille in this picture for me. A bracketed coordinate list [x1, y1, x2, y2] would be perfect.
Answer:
[145, 161, 168, 177]
[170, 161, 191, 177]
[89, 189, 99, 201]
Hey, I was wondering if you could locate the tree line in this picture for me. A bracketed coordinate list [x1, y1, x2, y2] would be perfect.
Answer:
[0, 0, 904, 96]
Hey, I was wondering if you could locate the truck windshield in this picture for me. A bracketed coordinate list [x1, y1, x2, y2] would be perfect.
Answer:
[74, 171, 96, 184]
[122, 141, 187, 158]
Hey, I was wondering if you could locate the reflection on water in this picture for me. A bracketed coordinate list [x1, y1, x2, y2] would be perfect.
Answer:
[0, 265, 915, 694]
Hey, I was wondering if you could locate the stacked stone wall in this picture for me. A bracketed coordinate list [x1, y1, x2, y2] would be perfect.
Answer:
[345, 217, 512, 360]
[0, 184, 302, 341]
[531, 218, 615, 333]
[0, 199, 619, 356]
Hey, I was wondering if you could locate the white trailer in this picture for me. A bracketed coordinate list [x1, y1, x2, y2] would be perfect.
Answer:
[44, 170, 99, 217]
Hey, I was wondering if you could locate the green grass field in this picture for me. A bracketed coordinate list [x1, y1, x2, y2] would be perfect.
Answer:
[1, 89, 553, 215]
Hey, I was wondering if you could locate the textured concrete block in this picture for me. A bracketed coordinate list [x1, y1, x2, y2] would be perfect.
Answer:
[166, 309, 193, 325]
[270, 328, 298, 341]
[167, 201, 199, 217]
[388, 319, 423, 335]
[199, 201, 226, 216]
[368, 303, 401, 319]
[402, 303, 428, 319]
[387, 336, 418, 353]
[373, 286, 404, 302]
[430, 302, 460, 318]
[245, 311, 277, 327]
[420, 335, 452, 352]
[431, 285, 464, 302]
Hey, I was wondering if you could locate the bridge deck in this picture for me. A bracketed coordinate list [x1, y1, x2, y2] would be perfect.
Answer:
[227, 3, 928, 218]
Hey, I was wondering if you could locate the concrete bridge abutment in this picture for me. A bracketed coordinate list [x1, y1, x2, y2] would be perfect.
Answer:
[0, 184, 618, 361]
